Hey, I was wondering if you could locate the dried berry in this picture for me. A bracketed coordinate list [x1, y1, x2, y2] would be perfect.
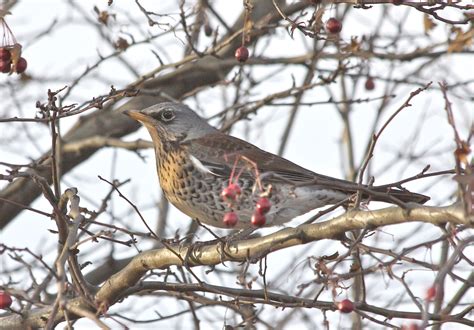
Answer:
[0, 48, 11, 61]
[326, 18, 342, 34]
[16, 57, 27, 74]
[204, 23, 212, 37]
[365, 77, 375, 91]
[235, 46, 249, 63]
[114, 37, 129, 51]
[0, 60, 11, 73]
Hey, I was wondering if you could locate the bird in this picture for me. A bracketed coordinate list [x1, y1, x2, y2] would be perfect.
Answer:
[124, 102, 429, 229]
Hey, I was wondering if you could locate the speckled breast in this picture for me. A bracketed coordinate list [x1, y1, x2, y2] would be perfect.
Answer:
[155, 146, 270, 228]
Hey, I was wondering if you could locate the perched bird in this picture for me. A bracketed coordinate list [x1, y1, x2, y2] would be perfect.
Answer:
[124, 102, 429, 229]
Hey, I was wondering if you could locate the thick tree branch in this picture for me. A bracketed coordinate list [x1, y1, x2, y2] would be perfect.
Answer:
[1, 203, 470, 328]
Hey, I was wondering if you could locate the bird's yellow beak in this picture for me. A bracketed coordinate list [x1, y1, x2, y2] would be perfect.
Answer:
[123, 110, 151, 123]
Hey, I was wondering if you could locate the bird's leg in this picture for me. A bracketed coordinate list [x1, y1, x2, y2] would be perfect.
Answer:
[189, 220, 237, 264]
[215, 228, 260, 263]
[400, 201, 420, 217]
[225, 227, 259, 242]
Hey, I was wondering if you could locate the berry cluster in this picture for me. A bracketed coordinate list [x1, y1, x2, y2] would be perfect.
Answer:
[221, 181, 272, 228]
[220, 156, 273, 228]
[0, 45, 27, 74]
[0, 18, 27, 75]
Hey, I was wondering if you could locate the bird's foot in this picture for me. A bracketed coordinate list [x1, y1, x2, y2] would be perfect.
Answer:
[225, 227, 259, 242]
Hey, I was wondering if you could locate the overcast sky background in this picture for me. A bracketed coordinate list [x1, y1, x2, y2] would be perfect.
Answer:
[1, 1, 472, 328]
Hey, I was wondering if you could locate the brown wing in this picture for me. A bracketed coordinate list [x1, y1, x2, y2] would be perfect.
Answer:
[184, 132, 430, 204]
[185, 132, 335, 183]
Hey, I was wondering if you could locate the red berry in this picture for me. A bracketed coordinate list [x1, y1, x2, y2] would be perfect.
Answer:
[0, 291, 12, 309]
[401, 324, 420, 330]
[326, 18, 342, 34]
[223, 211, 239, 227]
[235, 46, 249, 63]
[16, 57, 27, 74]
[425, 285, 436, 301]
[365, 77, 375, 90]
[0, 60, 11, 73]
[0, 48, 11, 61]
[256, 197, 271, 214]
[337, 299, 354, 313]
[221, 183, 242, 202]
[251, 211, 266, 227]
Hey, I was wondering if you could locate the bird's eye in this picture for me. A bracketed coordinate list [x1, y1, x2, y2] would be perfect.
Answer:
[160, 109, 175, 122]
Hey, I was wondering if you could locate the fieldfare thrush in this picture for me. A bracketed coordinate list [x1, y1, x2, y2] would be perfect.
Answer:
[124, 102, 429, 229]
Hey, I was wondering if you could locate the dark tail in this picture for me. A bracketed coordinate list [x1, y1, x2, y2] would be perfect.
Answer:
[371, 187, 430, 204]
[312, 173, 430, 204]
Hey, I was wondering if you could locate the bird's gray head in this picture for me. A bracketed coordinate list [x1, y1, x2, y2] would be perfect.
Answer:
[124, 102, 217, 143]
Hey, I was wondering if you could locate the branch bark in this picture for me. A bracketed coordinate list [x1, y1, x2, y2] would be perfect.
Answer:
[1, 203, 470, 328]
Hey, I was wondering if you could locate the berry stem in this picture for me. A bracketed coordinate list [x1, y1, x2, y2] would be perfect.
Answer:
[228, 156, 240, 183]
